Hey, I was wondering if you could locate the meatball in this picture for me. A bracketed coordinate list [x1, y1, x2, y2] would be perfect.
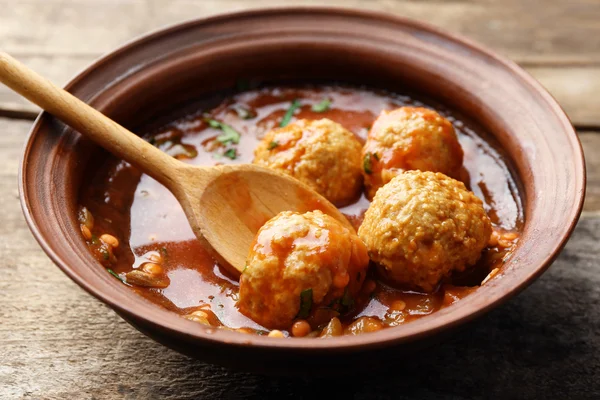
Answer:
[358, 171, 491, 292]
[362, 107, 464, 199]
[254, 118, 363, 206]
[238, 210, 369, 329]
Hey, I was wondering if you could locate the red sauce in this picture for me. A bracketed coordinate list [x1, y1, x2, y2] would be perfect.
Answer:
[79, 85, 523, 336]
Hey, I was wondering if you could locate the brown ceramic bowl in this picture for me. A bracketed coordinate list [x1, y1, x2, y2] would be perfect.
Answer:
[19, 8, 585, 374]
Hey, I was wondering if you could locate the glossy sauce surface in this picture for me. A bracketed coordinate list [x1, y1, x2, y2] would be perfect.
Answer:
[80, 85, 523, 336]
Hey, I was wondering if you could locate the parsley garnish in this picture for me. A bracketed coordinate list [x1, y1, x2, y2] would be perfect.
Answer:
[296, 288, 313, 319]
[204, 118, 241, 145]
[311, 98, 331, 113]
[224, 148, 237, 160]
[363, 153, 374, 174]
[323, 287, 355, 315]
[232, 105, 256, 120]
[280, 99, 301, 127]
[107, 269, 128, 285]
[268, 141, 279, 150]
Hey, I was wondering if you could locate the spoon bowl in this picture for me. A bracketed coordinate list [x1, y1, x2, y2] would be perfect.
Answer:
[171, 162, 351, 272]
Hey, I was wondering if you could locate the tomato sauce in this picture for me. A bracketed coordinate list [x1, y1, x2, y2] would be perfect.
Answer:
[79, 85, 523, 336]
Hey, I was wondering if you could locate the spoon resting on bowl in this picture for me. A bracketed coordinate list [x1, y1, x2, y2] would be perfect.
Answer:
[0, 52, 351, 275]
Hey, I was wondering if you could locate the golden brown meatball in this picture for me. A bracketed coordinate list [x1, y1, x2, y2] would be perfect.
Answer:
[362, 107, 464, 199]
[254, 119, 363, 206]
[237, 210, 369, 329]
[358, 171, 491, 292]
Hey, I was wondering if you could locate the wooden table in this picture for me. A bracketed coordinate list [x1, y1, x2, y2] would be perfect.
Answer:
[1, 1, 599, 398]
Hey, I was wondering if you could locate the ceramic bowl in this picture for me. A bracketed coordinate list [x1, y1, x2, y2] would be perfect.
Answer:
[19, 8, 585, 373]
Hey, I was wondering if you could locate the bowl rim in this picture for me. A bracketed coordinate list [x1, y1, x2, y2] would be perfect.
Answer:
[19, 6, 586, 351]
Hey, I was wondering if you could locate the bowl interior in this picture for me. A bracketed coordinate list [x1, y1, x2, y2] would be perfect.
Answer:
[20, 8, 584, 357]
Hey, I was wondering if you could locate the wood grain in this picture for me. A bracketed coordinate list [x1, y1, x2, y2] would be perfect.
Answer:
[3, 0, 599, 62]
[1, 118, 599, 398]
[1, 0, 600, 126]
[529, 67, 600, 129]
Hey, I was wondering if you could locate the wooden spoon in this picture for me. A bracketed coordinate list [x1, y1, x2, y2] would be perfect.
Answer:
[0, 52, 352, 274]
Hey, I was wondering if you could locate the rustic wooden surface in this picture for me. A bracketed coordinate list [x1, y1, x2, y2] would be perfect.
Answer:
[1, 1, 599, 399]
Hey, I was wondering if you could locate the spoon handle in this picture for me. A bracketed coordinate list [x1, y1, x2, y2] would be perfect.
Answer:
[0, 52, 182, 186]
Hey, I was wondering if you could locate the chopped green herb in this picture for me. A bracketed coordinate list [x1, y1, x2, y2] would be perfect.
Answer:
[224, 148, 237, 160]
[232, 105, 256, 120]
[296, 288, 313, 319]
[362, 153, 380, 173]
[256, 330, 269, 336]
[101, 249, 109, 261]
[205, 118, 220, 129]
[107, 269, 128, 285]
[91, 235, 100, 245]
[242, 263, 248, 274]
[363, 153, 374, 174]
[268, 141, 279, 150]
[217, 127, 241, 145]
[311, 98, 331, 113]
[204, 118, 241, 145]
[323, 288, 355, 314]
[280, 99, 301, 127]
